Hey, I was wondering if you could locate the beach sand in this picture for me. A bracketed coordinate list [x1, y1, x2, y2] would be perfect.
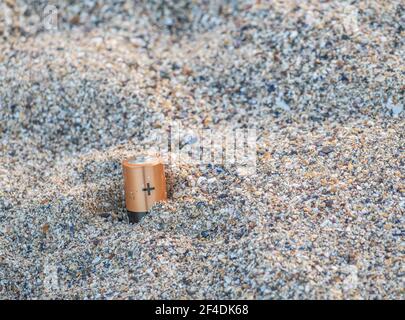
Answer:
[0, 0, 403, 299]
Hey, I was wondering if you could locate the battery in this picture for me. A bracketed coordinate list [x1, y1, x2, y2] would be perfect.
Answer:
[122, 155, 167, 223]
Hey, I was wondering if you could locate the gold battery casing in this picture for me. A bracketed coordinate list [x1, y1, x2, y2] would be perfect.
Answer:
[122, 155, 167, 223]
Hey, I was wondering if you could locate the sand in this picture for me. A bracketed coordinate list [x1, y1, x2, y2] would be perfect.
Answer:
[0, 0, 404, 299]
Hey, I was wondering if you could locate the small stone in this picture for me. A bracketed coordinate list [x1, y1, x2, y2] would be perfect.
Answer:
[340, 73, 349, 82]
[319, 146, 334, 155]
[42, 224, 50, 234]
[92, 257, 101, 265]
[201, 231, 210, 238]
[130, 37, 146, 47]
[196, 201, 206, 209]
[267, 83, 276, 93]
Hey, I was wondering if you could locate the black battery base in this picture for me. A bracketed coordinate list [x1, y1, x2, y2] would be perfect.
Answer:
[127, 211, 148, 223]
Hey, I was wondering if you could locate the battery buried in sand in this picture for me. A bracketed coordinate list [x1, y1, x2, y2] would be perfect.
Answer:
[122, 155, 167, 223]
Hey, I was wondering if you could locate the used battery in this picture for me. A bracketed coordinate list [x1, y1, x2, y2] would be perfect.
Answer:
[122, 155, 167, 223]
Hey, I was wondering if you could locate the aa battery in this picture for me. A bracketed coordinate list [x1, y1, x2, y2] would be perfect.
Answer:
[122, 155, 167, 223]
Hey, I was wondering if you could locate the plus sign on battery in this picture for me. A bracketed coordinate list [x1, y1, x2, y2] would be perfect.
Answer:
[142, 183, 155, 196]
